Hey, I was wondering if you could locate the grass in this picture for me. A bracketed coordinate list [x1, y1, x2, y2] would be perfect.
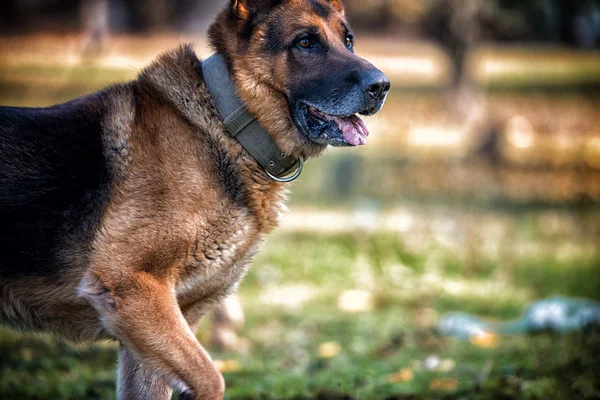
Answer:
[1, 230, 599, 399]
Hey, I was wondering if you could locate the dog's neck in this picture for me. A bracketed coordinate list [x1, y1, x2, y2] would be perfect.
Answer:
[140, 45, 302, 183]
[138, 46, 291, 232]
[201, 54, 303, 182]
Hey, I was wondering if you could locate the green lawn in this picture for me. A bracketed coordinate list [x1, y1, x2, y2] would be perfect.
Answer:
[1, 229, 599, 400]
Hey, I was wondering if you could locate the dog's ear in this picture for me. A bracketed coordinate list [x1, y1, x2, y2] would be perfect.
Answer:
[325, 0, 344, 15]
[231, 0, 281, 21]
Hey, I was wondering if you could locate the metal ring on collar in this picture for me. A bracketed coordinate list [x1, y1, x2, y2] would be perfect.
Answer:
[266, 156, 304, 183]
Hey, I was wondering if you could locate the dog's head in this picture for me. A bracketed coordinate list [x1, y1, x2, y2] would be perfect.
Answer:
[209, 0, 390, 158]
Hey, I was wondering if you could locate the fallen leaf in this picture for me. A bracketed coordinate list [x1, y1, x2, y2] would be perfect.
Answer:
[470, 332, 499, 348]
[318, 341, 341, 358]
[213, 359, 242, 373]
[430, 378, 459, 391]
[388, 368, 414, 383]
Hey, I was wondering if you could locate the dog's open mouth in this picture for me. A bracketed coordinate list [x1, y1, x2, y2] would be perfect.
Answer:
[295, 105, 370, 147]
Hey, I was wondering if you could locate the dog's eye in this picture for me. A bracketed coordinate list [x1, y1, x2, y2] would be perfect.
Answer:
[345, 36, 353, 50]
[297, 38, 312, 49]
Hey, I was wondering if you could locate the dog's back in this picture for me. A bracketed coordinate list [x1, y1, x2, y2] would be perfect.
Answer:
[0, 96, 110, 278]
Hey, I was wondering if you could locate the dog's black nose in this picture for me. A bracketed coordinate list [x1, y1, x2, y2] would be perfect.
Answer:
[367, 79, 391, 101]
[360, 70, 391, 101]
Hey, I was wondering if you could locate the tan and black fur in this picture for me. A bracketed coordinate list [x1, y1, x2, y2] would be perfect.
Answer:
[0, 1, 389, 399]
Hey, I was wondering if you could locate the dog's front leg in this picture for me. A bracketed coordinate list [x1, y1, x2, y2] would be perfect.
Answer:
[79, 272, 224, 400]
[117, 346, 172, 400]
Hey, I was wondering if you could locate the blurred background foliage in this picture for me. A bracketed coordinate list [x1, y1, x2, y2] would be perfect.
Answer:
[0, 0, 599, 399]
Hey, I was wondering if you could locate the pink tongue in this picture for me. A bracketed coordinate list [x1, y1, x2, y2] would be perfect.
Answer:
[337, 115, 369, 146]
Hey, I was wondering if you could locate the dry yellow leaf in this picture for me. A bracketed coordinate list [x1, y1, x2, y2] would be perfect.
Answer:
[469, 332, 499, 348]
[430, 378, 459, 391]
[213, 359, 242, 373]
[318, 341, 341, 358]
[388, 368, 414, 383]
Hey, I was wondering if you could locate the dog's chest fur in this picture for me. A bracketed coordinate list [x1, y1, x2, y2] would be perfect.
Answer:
[87, 47, 287, 327]
[175, 208, 260, 315]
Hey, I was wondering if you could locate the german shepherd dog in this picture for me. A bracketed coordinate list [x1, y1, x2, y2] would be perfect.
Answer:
[0, 0, 389, 398]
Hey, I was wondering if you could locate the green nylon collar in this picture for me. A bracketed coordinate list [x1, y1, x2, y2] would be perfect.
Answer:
[201, 54, 302, 181]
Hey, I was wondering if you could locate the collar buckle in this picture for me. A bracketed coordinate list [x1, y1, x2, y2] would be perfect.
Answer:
[265, 157, 304, 183]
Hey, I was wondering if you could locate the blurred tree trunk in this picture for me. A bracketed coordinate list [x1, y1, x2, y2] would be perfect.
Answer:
[80, 0, 109, 57]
